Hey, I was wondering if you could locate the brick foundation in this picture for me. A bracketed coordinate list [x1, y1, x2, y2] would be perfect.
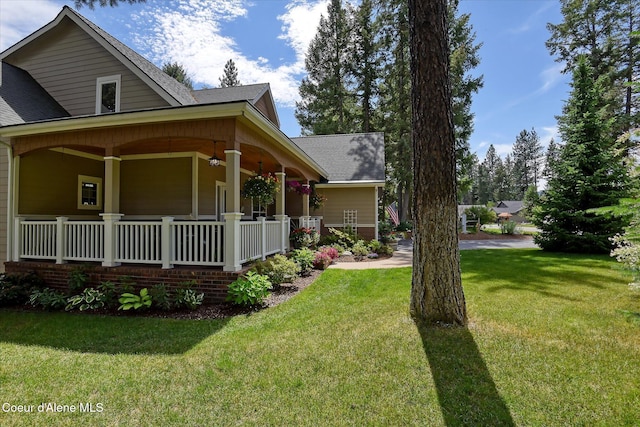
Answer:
[4, 261, 249, 304]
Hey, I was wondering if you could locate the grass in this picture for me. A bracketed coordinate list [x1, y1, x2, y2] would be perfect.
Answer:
[0, 249, 639, 426]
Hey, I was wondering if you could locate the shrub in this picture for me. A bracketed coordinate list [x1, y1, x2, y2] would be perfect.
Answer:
[0, 272, 44, 307]
[319, 246, 340, 260]
[226, 271, 272, 306]
[501, 220, 518, 235]
[173, 281, 204, 310]
[368, 240, 382, 253]
[97, 281, 119, 308]
[290, 248, 315, 277]
[376, 244, 394, 256]
[118, 288, 153, 311]
[267, 254, 301, 286]
[313, 251, 332, 270]
[352, 240, 370, 258]
[378, 222, 394, 244]
[318, 233, 341, 246]
[29, 288, 67, 311]
[150, 284, 172, 311]
[328, 227, 356, 249]
[66, 288, 107, 311]
[68, 267, 89, 294]
[395, 221, 413, 232]
[290, 227, 320, 249]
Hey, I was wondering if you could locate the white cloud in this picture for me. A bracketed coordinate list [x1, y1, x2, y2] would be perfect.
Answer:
[507, 2, 554, 35]
[0, 0, 62, 51]
[538, 63, 565, 94]
[493, 143, 514, 158]
[540, 125, 559, 147]
[131, 0, 327, 107]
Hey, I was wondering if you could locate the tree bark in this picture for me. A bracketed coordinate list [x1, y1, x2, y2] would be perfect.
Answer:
[409, 0, 466, 326]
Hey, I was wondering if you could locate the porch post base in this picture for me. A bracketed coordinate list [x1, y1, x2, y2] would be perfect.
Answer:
[223, 212, 243, 272]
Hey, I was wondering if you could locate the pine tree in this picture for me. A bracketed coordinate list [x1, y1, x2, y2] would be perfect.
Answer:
[547, 0, 640, 137]
[533, 57, 632, 253]
[351, 0, 378, 133]
[162, 62, 194, 89]
[295, 0, 357, 135]
[219, 59, 241, 88]
[511, 128, 543, 197]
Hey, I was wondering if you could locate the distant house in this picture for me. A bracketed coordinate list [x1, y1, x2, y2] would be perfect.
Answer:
[493, 201, 525, 223]
[0, 6, 384, 296]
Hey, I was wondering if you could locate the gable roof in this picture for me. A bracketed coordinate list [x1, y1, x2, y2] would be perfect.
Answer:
[495, 200, 524, 214]
[291, 133, 385, 183]
[0, 62, 69, 126]
[192, 83, 280, 126]
[0, 6, 196, 107]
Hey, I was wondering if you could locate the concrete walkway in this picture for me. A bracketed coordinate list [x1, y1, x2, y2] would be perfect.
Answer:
[329, 237, 538, 270]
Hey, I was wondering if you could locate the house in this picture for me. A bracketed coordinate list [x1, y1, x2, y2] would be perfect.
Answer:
[0, 6, 384, 299]
[493, 201, 525, 223]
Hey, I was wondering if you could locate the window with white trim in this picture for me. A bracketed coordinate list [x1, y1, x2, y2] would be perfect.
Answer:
[78, 175, 102, 210]
[95, 75, 121, 114]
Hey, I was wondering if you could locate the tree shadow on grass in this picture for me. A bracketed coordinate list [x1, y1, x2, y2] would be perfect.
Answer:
[0, 309, 229, 355]
[416, 321, 515, 426]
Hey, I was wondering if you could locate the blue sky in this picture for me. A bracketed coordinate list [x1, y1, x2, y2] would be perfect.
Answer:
[0, 0, 569, 161]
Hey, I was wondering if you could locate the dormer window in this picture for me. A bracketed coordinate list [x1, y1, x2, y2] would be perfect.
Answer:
[96, 75, 121, 114]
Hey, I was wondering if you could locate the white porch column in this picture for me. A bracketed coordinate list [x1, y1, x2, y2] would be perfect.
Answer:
[161, 216, 174, 269]
[374, 186, 379, 241]
[225, 149, 242, 213]
[13, 217, 22, 262]
[301, 181, 310, 226]
[274, 171, 288, 253]
[104, 156, 121, 214]
[100, 213, 123, 267]
[224, 149, 242, 271]
[55, 216, 68, 265]
[223, 213, 242, 271]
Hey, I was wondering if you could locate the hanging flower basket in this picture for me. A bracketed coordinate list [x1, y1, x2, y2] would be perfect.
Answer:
[286, 180, 326, 210]
[242, 173, 280, 206]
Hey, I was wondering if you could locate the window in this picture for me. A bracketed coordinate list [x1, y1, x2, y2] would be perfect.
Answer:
[78, 175, 102, 210]
[95, 75, 121, 114]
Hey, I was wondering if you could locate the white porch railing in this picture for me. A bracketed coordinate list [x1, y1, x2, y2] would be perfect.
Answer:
[14, 216, 289, 269]
[239, 217, 290, 264]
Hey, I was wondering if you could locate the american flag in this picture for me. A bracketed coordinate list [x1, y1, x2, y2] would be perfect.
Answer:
[386, 202, 400, 226]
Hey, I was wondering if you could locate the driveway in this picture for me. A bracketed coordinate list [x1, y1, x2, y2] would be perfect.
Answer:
[330, 237, 538, 270]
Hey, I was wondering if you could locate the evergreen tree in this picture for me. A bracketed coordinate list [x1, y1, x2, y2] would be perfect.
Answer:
[543, 138, 561, 181]
[448, 0, 484, 198]
[512, 128, 543, 197]
[162, 62, 193, 89]
[351, 0, 378, 133]
[219, 59, 241, 87]
[547, 0, 640, 137]
[533, 57, 632, 253]
[295, 0, 357, 135]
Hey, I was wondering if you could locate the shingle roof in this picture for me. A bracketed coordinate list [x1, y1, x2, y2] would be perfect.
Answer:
[191, 84, 270, 104]
[495, 200, 524, 214]
[291, 133, 385, 182]
[64, 6, 196, 106]
[0, 62, 69, 126]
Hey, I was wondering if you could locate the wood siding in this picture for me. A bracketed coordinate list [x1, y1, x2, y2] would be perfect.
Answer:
[19, 149, 104, 217]
[198, 158, 225, 216]
[313, 187, 376, 226]
[120, 157, 192, 216]
[6, 17, 169, 116]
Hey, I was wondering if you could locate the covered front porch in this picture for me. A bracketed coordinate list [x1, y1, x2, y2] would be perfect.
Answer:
[5, 103, 326, 273]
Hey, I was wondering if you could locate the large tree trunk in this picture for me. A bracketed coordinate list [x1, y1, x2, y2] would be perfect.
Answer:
[409, 0, 466, 326]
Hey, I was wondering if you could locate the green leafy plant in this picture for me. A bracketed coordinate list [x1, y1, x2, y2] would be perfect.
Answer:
[226, 271, 272, 306]
[150, 284, 172, 311]
[352, 240, 370, 258]
[29, 288, 67, 311]
[242, 173, 280, 206]
[97, 281, 119, 308]
[173, 281, 204, 310]
[67, 267, 89, 294]
[290, 227, 320, 249]
[118, 288, 153, 311]
[254, 254, 300, 288]
[290, 248, 315, 276]
[66, 288, 107, 311]
[500, 220, 518, 235]
[0, 272, 44, 307]
[328, 227, 356, 249]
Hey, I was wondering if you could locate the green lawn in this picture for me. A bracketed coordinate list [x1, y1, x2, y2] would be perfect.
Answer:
[1, 249, 638, 426]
